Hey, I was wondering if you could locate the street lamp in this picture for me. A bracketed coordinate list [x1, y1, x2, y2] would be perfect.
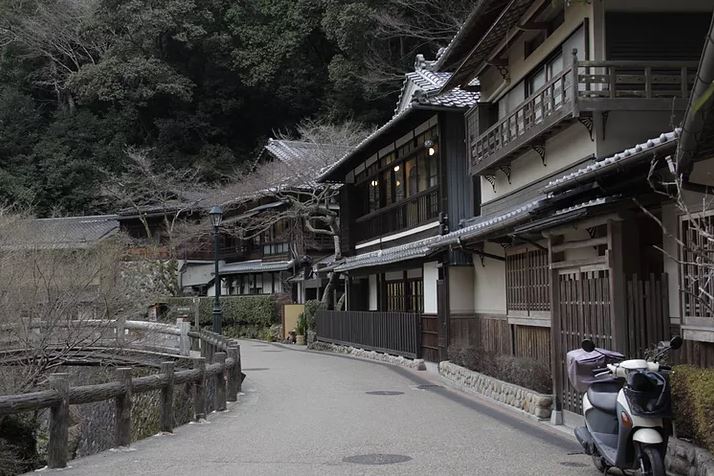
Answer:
[209, 206, 223, 334]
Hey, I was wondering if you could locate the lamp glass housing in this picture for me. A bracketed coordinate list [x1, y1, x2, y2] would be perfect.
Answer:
[209, 206, 223, 227]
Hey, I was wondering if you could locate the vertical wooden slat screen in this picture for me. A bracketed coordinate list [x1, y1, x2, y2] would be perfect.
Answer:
[557, 269, 612, 415]
[505, 248, 550, 315]
[316, 310, 420, 359]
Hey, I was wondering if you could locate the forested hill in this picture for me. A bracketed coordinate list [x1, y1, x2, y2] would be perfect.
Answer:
[0, 0, 471, 216]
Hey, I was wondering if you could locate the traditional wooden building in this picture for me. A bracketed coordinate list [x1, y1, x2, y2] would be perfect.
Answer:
[316, 0, 714, 426]
[318, 56, 479, 361]
[429, 0, 713, 425]
[181, 139, 348, 304]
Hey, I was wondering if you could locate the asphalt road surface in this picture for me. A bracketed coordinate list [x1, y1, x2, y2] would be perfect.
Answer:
[49, 340, 601, 476]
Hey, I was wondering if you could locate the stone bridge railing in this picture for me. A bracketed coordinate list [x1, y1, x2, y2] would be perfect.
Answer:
[0, 320, 242, 470]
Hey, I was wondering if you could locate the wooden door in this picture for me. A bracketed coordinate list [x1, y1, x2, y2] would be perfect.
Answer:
[556, 268, 613, 415]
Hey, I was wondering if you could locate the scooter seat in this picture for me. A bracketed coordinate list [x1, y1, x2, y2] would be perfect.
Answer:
[587, 381, 621, 414]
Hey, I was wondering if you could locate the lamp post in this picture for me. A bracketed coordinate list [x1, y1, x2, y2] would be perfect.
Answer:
[209, 206, 224, 334]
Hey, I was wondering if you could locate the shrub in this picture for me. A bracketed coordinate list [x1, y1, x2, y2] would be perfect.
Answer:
[165, 296, 278, 329]
[296, 312, 307, 336]
[303, 299, 323, 331]
[671, 365, 714, 452]
[447, 345, 552, 394]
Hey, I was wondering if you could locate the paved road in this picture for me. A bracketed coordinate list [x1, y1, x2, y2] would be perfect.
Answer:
[53, 340, 600, 476]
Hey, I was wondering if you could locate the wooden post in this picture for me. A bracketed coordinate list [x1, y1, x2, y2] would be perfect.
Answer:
[213, 352, 227, 412]
[116, 317, 125, 347]
[160, 362, 175, 433]
[178, 320, 190, 356]
[608, 220, 628, 354]
[47, 373, 70, 469]
[227, 345, 240, 402]
[548, 235, 564, 425]
[114, 368, 132, 447]
[192, 357, 206, 421]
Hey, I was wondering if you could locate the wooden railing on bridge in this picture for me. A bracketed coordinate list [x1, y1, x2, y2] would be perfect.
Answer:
[0, 322, 242, 470]
[316, 310, 420, 359]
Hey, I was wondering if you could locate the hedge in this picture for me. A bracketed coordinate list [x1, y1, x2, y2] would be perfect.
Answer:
[164, 296, 279, 329]
[447, 345, 552, 394]
[671, 365, 714, 453]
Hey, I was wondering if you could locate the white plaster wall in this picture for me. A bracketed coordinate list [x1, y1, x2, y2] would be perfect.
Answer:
[561, 228, 600, 262]
[481, 3, 592, 102]
[473, 243, 507, 315]
[481, 123, 595, 204]
[423, 262, 439, 314]
[449, 266, 475, 314]
[596, 111, 682, 158]
[368, 274, 378, 311]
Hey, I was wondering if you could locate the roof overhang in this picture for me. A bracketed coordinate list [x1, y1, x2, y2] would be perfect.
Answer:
[318, 107, 439, 183]
[434, 0, 511, 72]
[439, 0, 536, 92]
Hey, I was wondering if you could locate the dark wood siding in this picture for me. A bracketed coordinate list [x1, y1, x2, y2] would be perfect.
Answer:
[606, 12, 711, 61]
[441, 112, 473, 229]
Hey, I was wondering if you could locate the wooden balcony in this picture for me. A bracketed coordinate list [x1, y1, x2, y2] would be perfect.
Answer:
[353, 188, 440, 244]
[468, 59, 698, 176]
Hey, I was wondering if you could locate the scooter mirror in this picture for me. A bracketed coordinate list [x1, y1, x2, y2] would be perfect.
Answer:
[581, 339, 596, 353]
[670, 335, 683, 350]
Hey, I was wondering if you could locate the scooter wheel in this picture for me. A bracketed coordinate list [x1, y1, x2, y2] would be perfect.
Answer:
[592, 455, 607, 473]
[638, 446, 665, 476]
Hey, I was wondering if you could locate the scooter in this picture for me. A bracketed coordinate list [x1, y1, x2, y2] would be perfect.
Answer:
[573, 336, 683, 475]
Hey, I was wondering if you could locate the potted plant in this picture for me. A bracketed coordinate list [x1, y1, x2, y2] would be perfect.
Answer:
[295, 312, 307, 345]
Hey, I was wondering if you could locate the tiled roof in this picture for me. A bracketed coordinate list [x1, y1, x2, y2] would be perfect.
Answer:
[439, 0, 533, 92]
[433, 0, 506, 72]
[394, 56, 479, 115]
[335, 198, 543, 271]
[264, 139, 352, 165]
[545, 129, 681, 193]
[320, 57, 478, 182]
[219, 259, 294, 275]
[3, 215, 119, 250]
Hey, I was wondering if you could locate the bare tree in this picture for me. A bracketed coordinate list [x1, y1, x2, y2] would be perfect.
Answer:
[356, 0, 474, 95]
[101, 148, 209, 296]
[213, 120, 371, 306]
[0, 207, 141, 395]
[0, 0, 111, 111]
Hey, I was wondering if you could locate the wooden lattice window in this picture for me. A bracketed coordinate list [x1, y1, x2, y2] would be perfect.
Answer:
[680, 212, 714, 323]
[506, 247, 551, 317]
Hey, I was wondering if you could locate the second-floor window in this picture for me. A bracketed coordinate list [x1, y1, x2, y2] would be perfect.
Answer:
[352, 121, 440, 218]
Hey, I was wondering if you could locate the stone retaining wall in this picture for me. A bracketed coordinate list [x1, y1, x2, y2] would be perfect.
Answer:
[439, 361, 553, 420]
[309, 341, 426, 370]
[666, 437, 714, 476]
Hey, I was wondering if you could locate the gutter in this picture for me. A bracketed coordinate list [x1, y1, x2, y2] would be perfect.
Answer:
[677, 14, 714, 179]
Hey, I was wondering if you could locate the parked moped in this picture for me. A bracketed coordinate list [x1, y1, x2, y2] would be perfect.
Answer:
[571, 336, 683, 475]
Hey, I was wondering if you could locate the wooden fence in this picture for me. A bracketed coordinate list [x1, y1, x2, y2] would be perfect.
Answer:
[625, 273, 669, 357]
[0, 326, 242, 470]
[316, 310, 420, 359]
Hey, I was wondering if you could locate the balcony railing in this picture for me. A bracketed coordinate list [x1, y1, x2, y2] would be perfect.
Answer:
[468, 59, 698, 176]
[353, 188, 440, 244]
